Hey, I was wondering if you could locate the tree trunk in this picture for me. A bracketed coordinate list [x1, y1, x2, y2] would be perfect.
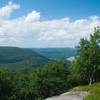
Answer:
[89, 77, 92, 85]
[89, 65, 96, 85]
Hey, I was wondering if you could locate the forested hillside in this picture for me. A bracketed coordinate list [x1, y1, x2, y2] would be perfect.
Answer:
[0, 47, 49, 70]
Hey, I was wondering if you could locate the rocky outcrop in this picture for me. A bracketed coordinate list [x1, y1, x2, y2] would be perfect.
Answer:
[45, 91, 89, 100]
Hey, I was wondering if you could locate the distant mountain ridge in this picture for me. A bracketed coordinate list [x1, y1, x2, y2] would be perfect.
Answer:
[0, 47, 49, 70]
[32, 48, 77, 60]
[0, 47, 76, 70]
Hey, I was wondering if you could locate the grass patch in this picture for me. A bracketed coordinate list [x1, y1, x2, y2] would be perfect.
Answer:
[72, 82, 100, 100]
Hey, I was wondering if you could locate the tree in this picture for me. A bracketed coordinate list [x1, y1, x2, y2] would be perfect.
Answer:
[0, 68, 15, 100]
[69, 27, 100, 85]
[30, 61, 69, 99]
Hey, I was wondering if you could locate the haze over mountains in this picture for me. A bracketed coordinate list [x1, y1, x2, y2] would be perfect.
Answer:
[0, 47, 76, 70]
[32, 48, 76, 60]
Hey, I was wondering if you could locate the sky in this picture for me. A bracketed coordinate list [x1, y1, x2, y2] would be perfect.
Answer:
[0, 0, 100, 48]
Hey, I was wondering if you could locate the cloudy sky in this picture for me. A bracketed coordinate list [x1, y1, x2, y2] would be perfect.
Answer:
[0, 0, 100, 48]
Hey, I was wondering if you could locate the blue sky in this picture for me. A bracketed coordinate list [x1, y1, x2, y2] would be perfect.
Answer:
[0, 0, 100, 20]
[0, 0, 100, 48]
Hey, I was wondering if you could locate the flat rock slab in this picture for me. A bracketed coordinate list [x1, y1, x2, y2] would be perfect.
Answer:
[45, 91, 89, 100]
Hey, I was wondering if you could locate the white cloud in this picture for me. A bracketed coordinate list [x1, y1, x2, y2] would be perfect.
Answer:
[0, 1, 20, 19]
[0, 2, 100, 47]
[25, 11, 40, 22]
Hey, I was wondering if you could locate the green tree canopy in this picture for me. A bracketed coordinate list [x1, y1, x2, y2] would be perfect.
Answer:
[69, 26, 100, 85]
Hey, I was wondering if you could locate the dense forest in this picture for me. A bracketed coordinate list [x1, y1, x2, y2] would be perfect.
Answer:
[0, 27, 100, 100]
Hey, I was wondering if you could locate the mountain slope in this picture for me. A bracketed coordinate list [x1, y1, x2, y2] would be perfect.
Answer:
[32, 48, 77, 60]
[0, 47, 49, 70]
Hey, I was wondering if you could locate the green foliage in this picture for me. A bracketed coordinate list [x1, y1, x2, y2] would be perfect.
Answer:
[33, 61, 69, 98]
[0, 68, 15, 100]
[68, 27, 100, 85]
[0, 61, 69, 100]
